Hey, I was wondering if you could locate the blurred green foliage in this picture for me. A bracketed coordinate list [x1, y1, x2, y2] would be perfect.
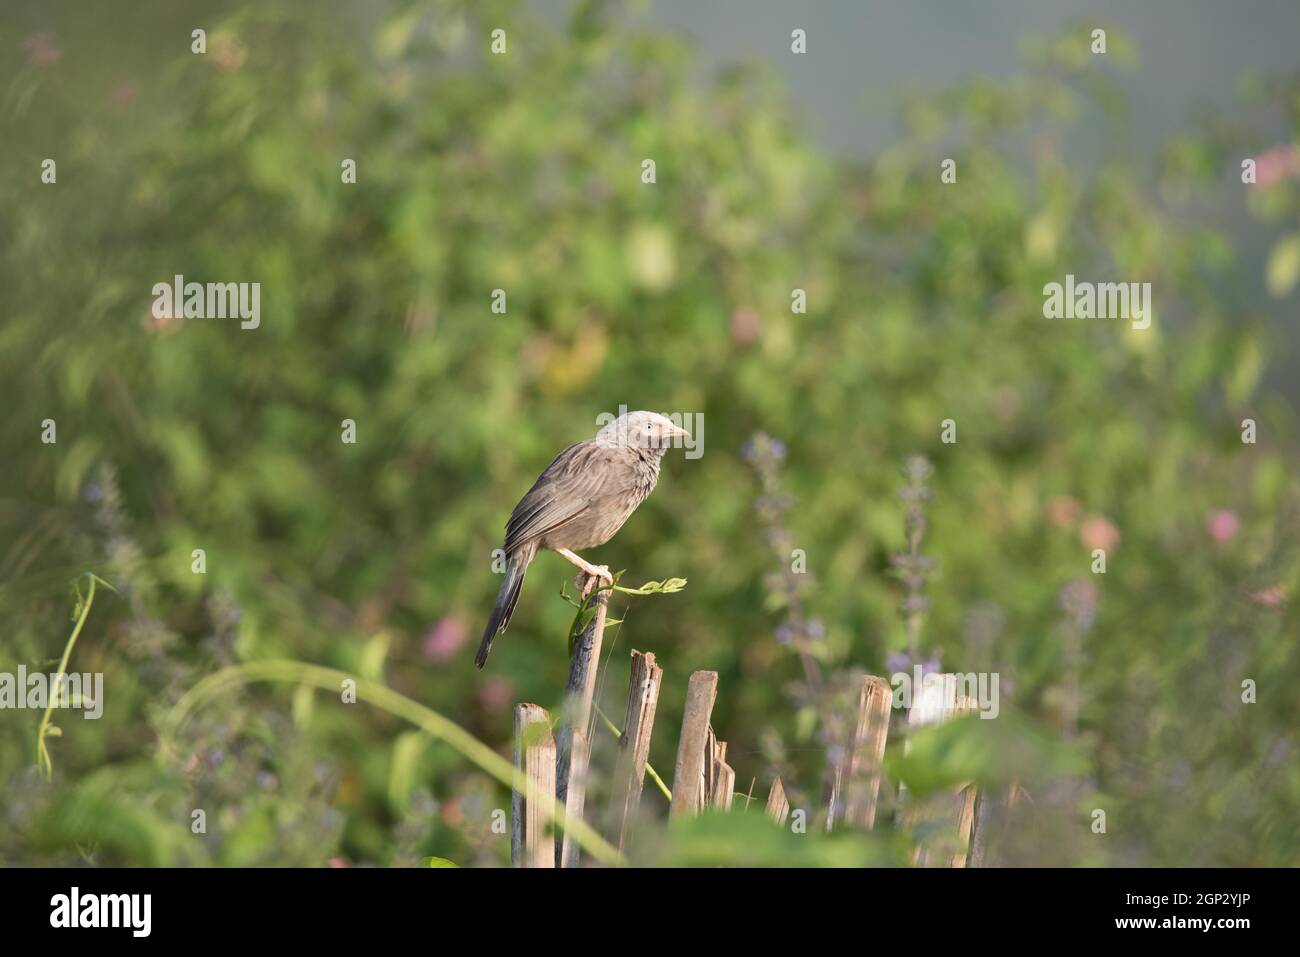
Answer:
[1, 0, 1298, 867]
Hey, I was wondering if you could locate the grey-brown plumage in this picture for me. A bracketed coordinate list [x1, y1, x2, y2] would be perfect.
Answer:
[475, 411, 689, 669]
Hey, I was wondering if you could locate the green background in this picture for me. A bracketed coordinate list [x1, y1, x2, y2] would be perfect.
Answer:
[1, 0, 1297, 866]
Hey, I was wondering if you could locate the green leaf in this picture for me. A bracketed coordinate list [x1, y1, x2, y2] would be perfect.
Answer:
[375, 7, 421, 61]
[613, 577, 689, 596]
[888, 711, 1088, 797]
[388, 731, 429, 814]
[1226, 336, 1263, 404]
[1265, 233, 1300, 297]
[358, 632, 392, 682]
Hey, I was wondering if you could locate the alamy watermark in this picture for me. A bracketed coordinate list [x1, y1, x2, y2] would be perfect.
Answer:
[1043, 274, 1151, 330]
[890, 667, 1000, 720]
[0, 667, 103, 719]
[50, 887, 150, 937]
[151, 274, 260, 330]
[596, 404, 704, 459]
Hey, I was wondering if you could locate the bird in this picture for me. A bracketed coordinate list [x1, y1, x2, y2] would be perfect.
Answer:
[475, 410, 690, 669]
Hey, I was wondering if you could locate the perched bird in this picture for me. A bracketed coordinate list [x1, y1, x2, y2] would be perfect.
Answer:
[475, 410, 690, 669]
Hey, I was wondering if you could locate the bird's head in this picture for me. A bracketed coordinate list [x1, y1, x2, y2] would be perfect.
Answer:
[595, 410, 691, 453]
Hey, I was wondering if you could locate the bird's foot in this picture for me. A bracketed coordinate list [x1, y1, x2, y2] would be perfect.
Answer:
[557, 548, 614, 597]
[578, 565, 613, 599]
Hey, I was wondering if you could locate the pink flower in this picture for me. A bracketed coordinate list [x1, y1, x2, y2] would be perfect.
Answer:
[1079, 515, 1120, 552]
[1206, 509, 1240, 546]
[211, 34, 247, 71]
[22, 33, 62, 67]
[421, 615, 469, 663]
[144, 305, 183, 335]
[111, 82, 138, 108]
[1047, 495, 1082, 529]
[478, 676, 514, 715]
[729, 307, 761, 345]
[991, 386, 1021, 424]
[1255, 146, 1300, 188]
[1252, 585, 1285, 607]
[441, 799, 464, 828]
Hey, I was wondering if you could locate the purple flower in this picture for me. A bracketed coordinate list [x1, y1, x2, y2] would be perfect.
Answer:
[885, 652, 942, 675]
[741, 432, 788, 468]
[885, 652, 911, 674]
[1058, 579, 1100, 631]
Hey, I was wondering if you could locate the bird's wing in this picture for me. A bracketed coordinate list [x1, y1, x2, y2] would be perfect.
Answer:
[503, 441, 622, 552]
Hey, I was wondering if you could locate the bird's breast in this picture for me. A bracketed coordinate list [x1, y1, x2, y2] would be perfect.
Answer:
[543, 449, 661, 550]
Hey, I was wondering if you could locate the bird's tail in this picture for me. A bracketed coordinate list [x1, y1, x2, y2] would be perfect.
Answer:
[475, 544, 535, 669]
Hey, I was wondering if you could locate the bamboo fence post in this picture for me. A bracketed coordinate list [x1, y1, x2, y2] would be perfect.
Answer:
[947, 695, 980, 868]
[557, 727, 590, 868]
[669, 670, 718, 818]
[765, 776, 790, 825]
[841, 675, 894, 829]
[902, 676, 980, 867]
[968, 780, 1023, 867]
[554, 573, 609, 865]
[511, 703, 556, 868]
[902, 673, 953, 866]
[823, 768, 843, 831]
[707, 732, 735, 811]
[703, 726, 719, 808]
[610, 650, 664, 851]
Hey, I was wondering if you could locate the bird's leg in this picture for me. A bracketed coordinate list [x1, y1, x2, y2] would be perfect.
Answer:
[555, 548, 613, 598]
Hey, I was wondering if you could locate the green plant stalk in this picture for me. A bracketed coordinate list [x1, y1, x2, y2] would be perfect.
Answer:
[159, 659, 625, 867]
[36, 572, 115, 781]
[563, 573, 687, 655]
[595, 706, 672, 802]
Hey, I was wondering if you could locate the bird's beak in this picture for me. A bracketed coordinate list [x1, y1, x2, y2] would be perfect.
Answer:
[669, 423, 691, 439]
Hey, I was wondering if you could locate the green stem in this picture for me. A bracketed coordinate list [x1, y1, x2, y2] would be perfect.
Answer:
[159, 659, 625, 867]
[595, 705, 673, 802]
[36, 572, 114, 780]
